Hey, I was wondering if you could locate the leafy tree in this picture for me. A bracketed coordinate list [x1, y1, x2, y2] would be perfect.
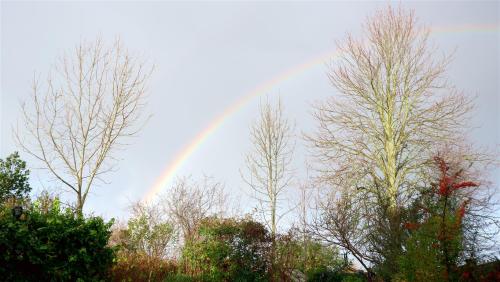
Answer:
[0, 152, 31, 203]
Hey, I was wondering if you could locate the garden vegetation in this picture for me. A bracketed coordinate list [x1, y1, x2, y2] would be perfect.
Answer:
[1, 5, 499, 282]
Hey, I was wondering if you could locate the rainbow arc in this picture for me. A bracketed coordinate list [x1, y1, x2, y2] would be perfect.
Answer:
[143, 23, 499, 202]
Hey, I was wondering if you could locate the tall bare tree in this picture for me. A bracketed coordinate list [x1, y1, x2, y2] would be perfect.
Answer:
[306, 6, 481, 276]
[15, 38, 152, 215]
[242, 98, 294, 239]
[307, 6, 472, 211]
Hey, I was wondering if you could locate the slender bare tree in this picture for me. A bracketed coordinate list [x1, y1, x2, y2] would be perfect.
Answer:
[15, 38, 152, 215]
[241, 98, 294, 239]
[161, 176, 227, 244]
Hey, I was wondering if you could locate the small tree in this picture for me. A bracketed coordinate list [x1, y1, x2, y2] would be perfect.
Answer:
[0, 152, 31, 203]
[15, 38, 152, 215]
[308, 184, 375, 277]
[161, 176, 227, 244]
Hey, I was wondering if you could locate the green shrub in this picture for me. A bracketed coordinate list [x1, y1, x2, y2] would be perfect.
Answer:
[182, 217, 270, 282]
[274, 232, 345, 280]
[307, 267, 366, 282]
[122, 203, 176, 259]
[307, 267, 343, 282]
[0, 198, 115, 281]
[396, 156, 478, 281]
[163, 273, 198, 282]
[0, 152, 31, 203]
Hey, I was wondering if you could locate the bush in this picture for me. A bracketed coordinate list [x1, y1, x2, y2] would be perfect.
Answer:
[396, 156, 479, 281]
[0, 198, 115, 281]
[121, 202, 176, 259]
[109, 252, 178, 282]
[163, 273, 196, 282]
[307, 267, 366, 282]
[182, 217, 270, 282]
[274, 232, 345, 280]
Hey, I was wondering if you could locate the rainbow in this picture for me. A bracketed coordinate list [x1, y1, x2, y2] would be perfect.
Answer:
[142, 23, 499, 202]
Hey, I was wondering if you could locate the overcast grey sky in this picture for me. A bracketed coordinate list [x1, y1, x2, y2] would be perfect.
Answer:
[1, 1, 498, 223]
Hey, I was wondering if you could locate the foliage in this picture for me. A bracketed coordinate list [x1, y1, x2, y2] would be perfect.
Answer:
[291, 237, 364, 282]
[0, 152, 31, 203]
[299, 239, 345, 273]
[274, 232, 345, 279]
[109, 202, 177, 281]
[396, 156, 478, 281]
[272, 232, 302, 279]
[163, 273, 199, 282]
[306, 268, 366, 282]
[0, 195, 115, 281]
[109, 252, 178, 282]
[459, 259, 500, 281]
[161, 176, 227, 243]
[124, 203, 176, 259]
[182, 217, 270, 281]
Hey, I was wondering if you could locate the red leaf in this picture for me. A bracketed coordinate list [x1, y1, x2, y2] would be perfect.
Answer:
[439, 176, 451, 196]
[434, 156, 448, 173]
[452, 181, 478, 190]
[404, 222, 419, 230]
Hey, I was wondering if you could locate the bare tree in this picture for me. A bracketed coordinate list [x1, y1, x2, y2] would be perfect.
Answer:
[298, 176, 311, 245]
[242, 98, 294, 239]
[161, 176, 227, 244]
[304, 6, 489, 278]
[15, 38, 152, 215]
[307, 6, 473, 212]
[308, 182, 376, 276]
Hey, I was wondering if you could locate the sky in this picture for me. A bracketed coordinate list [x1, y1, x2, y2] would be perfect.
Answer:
[1, 1, 498, 224]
